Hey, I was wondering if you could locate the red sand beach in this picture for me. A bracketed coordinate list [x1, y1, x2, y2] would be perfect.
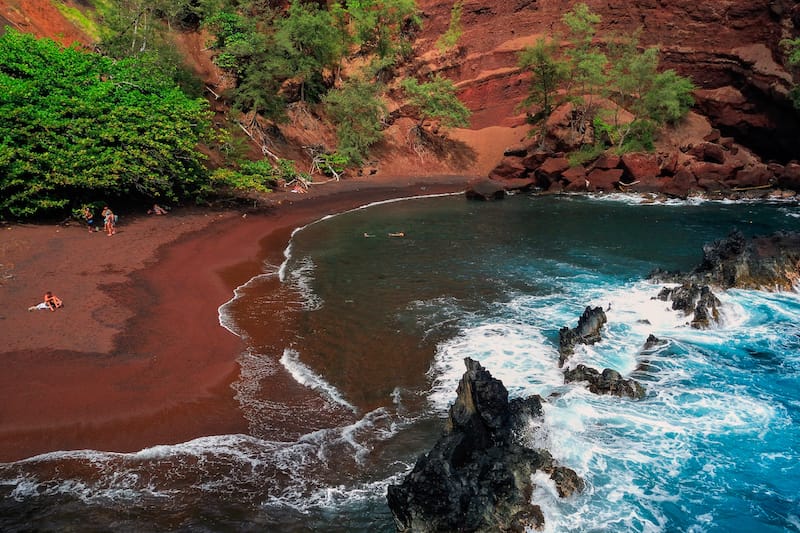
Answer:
[0, 177, 470, 462]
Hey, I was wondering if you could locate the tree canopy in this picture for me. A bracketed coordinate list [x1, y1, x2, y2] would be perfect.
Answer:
[517, 3, 695, 153]
[0, 29, 214, 218]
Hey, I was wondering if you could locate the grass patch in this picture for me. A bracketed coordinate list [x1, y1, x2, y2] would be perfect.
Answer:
[54, 1, 103, 41]
[567, 143, 606, 167]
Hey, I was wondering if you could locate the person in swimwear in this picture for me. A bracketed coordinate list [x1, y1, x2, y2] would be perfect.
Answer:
[29, 291, 63, 311]
[82, 206, 95, 233]
[102, 206, 116, 236]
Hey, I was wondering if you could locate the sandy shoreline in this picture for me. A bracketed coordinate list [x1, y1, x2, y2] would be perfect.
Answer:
[0, 176, 471, 462]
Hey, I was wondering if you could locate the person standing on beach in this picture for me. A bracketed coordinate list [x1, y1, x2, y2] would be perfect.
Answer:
[102, 206, 116, 236]
[82, 206, 95, 233]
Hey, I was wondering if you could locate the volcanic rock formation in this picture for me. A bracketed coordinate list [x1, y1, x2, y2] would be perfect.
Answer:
[387, 358, 583, 532]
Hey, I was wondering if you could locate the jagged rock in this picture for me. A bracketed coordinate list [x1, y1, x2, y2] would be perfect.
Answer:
[387, 358, 583, 533]
[655, 282, 721, 329]
[653, 230, 800, 291]
[466, 179, 507, 201]
[563, 364, 646, 400]
[558, 306, 607, 367]
[642, 334, 667, 352]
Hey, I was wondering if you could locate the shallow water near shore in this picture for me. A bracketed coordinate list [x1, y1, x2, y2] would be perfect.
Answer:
[2, 193, 799, 532]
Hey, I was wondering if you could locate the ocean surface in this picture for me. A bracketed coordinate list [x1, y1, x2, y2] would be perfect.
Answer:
[2, 193, 799, 532]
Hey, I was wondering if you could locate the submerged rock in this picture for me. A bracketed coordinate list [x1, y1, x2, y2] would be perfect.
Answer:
[563, 364, 646, 400]
[387, 358, 583, 532]
[558, 306, 607, 367]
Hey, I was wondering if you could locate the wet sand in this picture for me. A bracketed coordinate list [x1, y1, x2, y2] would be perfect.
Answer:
[0, 178, 469, 462]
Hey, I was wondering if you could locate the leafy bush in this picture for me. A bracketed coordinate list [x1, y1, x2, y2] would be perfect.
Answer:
[0, 30, 214, 219]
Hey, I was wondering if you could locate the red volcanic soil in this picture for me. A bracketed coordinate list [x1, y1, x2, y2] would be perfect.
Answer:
[0, 0, 92, 46]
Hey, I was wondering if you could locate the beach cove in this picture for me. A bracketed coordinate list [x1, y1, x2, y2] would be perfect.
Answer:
[0, 177, 469, 463]
[1, 181, 798, 532]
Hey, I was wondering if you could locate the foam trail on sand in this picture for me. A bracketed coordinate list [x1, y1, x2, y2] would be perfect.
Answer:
[280, 348, 358, 413]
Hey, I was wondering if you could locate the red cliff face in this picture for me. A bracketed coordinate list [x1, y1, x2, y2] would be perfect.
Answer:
[414, 0, 800, 163]
[0, 0, 91, 47]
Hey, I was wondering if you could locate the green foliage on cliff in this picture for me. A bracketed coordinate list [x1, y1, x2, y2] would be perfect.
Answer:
[518, 38, 566, 118]
[401, 75, 471, 128]
[0, 29, 214, 219]
[517, 3, 694, 153]
[782, 37, 800, 109]
[436, 1, 463, 53]
[323, 77, 387, 164]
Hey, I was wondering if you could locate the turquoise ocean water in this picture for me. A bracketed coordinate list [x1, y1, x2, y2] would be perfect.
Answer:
[1, 193, 799, 532]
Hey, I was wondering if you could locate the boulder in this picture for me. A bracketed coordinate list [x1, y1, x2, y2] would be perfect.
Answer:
[777, 162, 800, 191]
[465, 179, 506, 201]
[586, 168, 623, 192]
[521, 150, 550, 170]
[537, 157, 571, 181]
[489, 157, 527, 180]
[593, 153, 621, 170]
[545, 101, 593, 151]
[689, 142, 726, 164]
[562, 165, 588, 187]
[659, 151, 680, 176]
[659, 169, 699, 199]
[387, 358, 583, 533]
[734, 164, 772, 188]
[621, 153, 661, 181]
[563, 365, 646, 400]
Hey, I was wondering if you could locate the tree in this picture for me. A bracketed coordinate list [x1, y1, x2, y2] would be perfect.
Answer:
[561, 3, 608, 133]
[436, 1, 463, 53]
[517, 3, 694, 154]
[347, 0, 420, 59]
[0, 30, 214, 218]
[518, 37, 567, 122]
[275, 0, 344, 102]
[401, 75, 471, 129]
[323, 77, 386, 164]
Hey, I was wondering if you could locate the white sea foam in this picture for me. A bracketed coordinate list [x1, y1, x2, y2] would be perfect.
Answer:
[428, 321, 565, 412]
[280, 348, 357, 413]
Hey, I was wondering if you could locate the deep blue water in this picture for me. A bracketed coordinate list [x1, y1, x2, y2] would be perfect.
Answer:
[1, 193, 799, 532]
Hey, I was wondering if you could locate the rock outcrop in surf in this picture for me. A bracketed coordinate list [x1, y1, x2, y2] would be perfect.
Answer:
[655, 282, 722, 329]
[651, 230, 800, 291]
[563, 365, 646, 400]
[558, 305, 607, 367]
[387, 358, 583, 532]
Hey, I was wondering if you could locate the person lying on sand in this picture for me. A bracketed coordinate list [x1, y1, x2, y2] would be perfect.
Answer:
[29, 291, 63, 312]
